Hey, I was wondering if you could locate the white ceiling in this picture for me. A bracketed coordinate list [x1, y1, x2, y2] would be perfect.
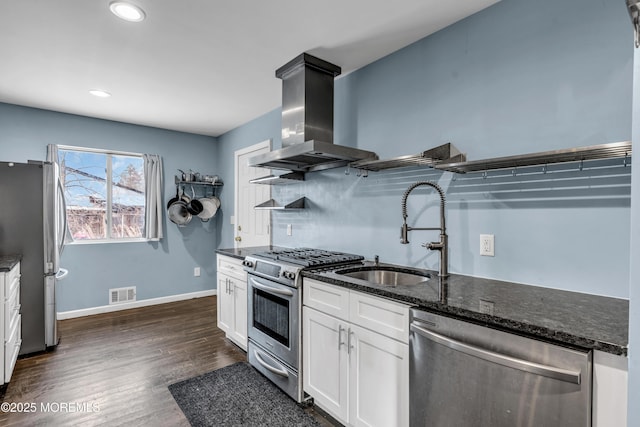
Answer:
[0, 0, 499, 137]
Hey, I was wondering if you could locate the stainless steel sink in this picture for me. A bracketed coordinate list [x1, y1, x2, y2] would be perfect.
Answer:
[336, 267, 430, 286]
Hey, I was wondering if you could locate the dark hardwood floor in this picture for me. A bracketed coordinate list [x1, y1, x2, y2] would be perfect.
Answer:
[0, 296, 334, 426]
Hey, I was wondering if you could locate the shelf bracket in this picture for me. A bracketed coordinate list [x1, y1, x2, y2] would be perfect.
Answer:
[254, 197, 306, 210]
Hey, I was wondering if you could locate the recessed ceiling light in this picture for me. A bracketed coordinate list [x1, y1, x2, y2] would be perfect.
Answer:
[109, 1, 146, 22]
[89, 89, 112, 98]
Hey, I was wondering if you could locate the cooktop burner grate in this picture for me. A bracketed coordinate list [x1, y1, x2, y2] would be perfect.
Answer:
[255, 248, 364, 267]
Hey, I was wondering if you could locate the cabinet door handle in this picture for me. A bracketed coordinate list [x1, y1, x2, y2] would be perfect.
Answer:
[347, 329, 355, 355]
[338, 325, 346, 349]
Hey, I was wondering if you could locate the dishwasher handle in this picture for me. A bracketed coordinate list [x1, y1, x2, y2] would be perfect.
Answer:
[410, 321, 582, 385]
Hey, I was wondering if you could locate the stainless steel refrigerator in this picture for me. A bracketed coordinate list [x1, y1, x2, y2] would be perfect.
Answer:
[0, 161, 67, 354]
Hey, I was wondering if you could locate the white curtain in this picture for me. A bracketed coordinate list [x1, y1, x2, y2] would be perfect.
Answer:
[143, 154, 164, 240]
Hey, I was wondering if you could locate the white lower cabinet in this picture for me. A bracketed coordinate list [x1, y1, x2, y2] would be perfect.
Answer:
[216, 255, 247, 350]
[592, 350, 628, 427]
[1, 261, 22, 385]
[304, 307, 350, 421]
[303, 278, 409, 427]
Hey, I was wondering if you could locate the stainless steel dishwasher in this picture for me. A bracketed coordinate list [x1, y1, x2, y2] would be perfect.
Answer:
[409, 309, 592, 427]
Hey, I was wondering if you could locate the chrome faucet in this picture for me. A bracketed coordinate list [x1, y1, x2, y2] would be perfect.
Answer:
[400, 181, 448, 277]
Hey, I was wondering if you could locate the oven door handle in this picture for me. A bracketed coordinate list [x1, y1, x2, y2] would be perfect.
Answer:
[253, 348, 290, 378]
[249, 278, 295, 297]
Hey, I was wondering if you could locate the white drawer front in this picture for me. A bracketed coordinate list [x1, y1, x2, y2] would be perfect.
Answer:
[5, 315, 21, 383]
[5, 283, 20, 337]
[303, 279, 350, 321]
[217, 255, 246, 281]
[349, 290, 410, 343]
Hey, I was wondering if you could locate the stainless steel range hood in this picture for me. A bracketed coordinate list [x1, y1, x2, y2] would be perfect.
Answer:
[248, 53, 378, 172]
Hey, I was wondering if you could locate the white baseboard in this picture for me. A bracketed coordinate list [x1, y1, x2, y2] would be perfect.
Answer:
[57, 289, 217, 320]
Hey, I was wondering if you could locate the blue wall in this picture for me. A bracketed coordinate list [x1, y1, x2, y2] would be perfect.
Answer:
[218, 0, 633, 298]
[0, 103, 219, 311]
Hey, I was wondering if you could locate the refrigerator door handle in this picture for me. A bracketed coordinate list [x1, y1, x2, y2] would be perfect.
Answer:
[57, 176, 68, 253]
[56, 268, 69, 280]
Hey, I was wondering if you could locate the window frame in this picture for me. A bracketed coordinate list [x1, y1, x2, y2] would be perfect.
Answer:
[58, 145, 149, 244]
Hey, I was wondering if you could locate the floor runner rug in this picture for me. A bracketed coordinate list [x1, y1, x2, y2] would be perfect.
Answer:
[169, 361, 321, 427]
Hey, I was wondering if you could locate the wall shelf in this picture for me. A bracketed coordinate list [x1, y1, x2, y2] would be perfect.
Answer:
[434, 141, 632, 174]
[349, 142, 465, 172]
[173, 176, 223, 200]
[254, 197, 306, 210]
[174, 176, 223, 187]
[249, 172, 305, 185]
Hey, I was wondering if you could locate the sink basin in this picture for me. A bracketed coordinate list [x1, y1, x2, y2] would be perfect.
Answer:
[336, 267, 429, 286]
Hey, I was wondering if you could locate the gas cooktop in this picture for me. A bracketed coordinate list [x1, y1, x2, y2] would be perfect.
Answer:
[251, 247, 364, 267]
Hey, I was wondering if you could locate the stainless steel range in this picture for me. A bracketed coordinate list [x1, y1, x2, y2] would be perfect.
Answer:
[242, 248, 364, 402]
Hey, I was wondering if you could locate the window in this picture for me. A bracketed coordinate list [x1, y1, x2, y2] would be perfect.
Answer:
[59, 146, 146, 242]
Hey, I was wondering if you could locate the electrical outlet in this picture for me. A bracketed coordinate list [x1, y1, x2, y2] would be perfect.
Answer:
[480, 234, 495, 256]
[194, 267, 201, 277]
[287, 224, 292, 236]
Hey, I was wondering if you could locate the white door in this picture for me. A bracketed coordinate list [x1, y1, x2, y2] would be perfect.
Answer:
[303, 306, 350, 423]
[234, 140, 271, 248]
[349, 324, 409, 427]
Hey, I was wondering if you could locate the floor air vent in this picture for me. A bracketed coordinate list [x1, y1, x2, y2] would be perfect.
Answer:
[109, 286, 136, 304]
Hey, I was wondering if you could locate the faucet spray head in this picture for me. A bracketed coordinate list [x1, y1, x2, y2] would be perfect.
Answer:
[400, 222, 409, 244]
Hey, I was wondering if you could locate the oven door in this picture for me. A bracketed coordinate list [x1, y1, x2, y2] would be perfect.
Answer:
[247, 274, 299, 368]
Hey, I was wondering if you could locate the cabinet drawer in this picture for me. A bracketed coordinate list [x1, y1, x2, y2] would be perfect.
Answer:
[349, 290, 410, 344]
[303, 279, 350, 321]
[217, 255, 246, 280]
[5, 283, 20, 337]
[5, 316, 21, 383]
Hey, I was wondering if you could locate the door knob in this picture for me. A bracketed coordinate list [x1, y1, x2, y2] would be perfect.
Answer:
[235, 236, 241, 242]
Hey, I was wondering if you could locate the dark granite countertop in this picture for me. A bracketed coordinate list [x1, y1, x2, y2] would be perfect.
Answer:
[303, 262, 629, 356]
[214, 248, 628, 356]
[0, 254, 21, 272]
[216, 246, 289, 260]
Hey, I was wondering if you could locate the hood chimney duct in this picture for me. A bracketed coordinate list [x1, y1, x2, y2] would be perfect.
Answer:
[248, 53, 377, 172]
[277, 53, 341, 147]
